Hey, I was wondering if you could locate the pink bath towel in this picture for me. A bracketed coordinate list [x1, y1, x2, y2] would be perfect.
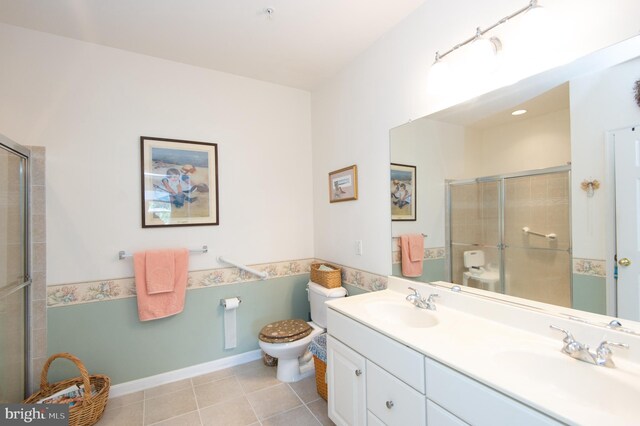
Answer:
[145, 249, 176, 294]
[400, 234, 423, 277]
[134, 248, 189, 321]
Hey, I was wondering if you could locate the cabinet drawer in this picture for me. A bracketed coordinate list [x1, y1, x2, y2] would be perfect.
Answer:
[328, 309, 425, 393]
[426, 400, 468, 426]
[368, 411, 386, 426]
[367, 360, 426, 426]
[425, 359, 560, 426]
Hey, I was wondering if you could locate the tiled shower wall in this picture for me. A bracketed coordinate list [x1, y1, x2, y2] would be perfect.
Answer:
[29, 146, 46, 393]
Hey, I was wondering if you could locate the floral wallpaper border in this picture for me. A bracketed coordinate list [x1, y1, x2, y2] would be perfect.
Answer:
[46, 258, 390, 308]
[573, 258, 606, 277]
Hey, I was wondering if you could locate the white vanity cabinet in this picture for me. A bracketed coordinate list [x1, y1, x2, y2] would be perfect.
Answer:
[425, 359, 560, 426]
[327, 306, 564, 426]
[327, 335, 367, 426]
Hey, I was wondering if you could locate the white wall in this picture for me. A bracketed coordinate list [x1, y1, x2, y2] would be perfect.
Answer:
[0, 24, 314, 285]
[312, 0, 640, 276]
[390, 118, 465, 249]
[570, 56, 640, 260]
[463, 109, 571, 178]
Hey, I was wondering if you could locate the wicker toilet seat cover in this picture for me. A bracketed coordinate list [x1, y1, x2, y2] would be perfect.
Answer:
[259, 319, 312, 343]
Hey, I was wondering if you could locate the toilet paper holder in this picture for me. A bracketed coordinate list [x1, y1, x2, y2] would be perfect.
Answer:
[220, 297, 242, 308]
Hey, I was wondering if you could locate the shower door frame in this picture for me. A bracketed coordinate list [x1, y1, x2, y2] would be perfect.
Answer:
[445, 165, 572, 302]
[0, 133, 32, 396]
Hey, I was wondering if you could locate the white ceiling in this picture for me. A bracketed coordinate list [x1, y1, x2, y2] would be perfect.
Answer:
[0, 0, 425, 90]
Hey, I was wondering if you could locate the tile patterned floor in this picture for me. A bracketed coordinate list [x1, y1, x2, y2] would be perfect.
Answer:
[97, 359, 335, 426]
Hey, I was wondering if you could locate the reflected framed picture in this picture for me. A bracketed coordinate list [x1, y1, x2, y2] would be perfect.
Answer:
[140, 136, 219, 228]
[328, 165, 358, 203]
[391, 163, 416, 221]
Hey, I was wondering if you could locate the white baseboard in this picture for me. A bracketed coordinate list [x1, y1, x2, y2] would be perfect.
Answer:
[109, 349, 262, 398]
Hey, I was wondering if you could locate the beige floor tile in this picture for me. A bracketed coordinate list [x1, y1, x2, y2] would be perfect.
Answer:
[199, 396, 258, 426]
[192, 368, 234, 386]
[288, 376, 320, 403]
[107, 391, 145, 410]
[246, 383, 302, 420]
[98, 400, 143, 426]
[150, 410, 202, 426]
[144, 389, 198, 425]
[145, 378, 193, 399]
[235, 364, 279, 393]
[194, 376, 244, 409]
[262, 406, 320, 426]
[307, 398, 335, 426]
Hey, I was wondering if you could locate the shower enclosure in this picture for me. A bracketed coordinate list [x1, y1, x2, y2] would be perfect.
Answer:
[446, 166, 572, 307]
[0, 135, 30, 402]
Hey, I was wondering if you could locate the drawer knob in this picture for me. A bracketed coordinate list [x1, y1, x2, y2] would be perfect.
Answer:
[355, 369, 362, 376]
[386, 400, 394, 409]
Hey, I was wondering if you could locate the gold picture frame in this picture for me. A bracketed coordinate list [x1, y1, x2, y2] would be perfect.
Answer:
[328, 165, 358, 203]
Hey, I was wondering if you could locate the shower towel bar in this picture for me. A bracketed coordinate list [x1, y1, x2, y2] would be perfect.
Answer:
[217, 256, 268, 280]
[118, 245, 208, 260]
[522, 227, 557, 240]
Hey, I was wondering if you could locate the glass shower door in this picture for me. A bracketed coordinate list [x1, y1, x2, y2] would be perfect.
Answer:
[503, 171, 571, 307]
[0, 140, 30, 402]
[449, 180, 502, 292]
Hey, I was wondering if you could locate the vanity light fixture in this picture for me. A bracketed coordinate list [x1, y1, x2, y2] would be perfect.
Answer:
[431, 0, 543, 70]
[511, 109, 527, 116]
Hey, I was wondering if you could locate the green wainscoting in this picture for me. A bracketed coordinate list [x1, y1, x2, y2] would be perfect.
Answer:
[572, 274, 606, 315]
[48, 275, 311, 385]
[391, 259, 446, 283]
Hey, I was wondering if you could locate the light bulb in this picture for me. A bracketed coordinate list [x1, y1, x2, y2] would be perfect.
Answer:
[428, 54, 450, 93]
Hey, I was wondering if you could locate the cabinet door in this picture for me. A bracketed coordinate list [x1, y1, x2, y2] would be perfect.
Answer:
[328, 335, 367, 426]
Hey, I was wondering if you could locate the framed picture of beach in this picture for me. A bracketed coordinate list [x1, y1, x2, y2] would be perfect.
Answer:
[140, 136, 219, 228]
[390, 163, 416, 221]
[328, 165, 358, 203]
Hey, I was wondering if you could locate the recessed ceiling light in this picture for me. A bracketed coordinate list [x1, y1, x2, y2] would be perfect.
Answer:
[512, 109, 527, 116]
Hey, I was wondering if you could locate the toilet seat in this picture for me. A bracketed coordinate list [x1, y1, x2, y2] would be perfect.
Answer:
[259, 319, 312, 344]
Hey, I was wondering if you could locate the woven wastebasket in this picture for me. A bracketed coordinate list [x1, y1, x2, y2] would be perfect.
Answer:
[24, 353, 110, 426]
[309, 333, 328, 400]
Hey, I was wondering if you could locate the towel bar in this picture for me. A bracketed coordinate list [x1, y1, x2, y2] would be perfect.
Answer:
[118, 245, 208, 260]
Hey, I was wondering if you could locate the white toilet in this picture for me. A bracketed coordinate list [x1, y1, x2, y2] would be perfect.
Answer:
[258, 281, 346, 382]
[462, 250, 500, 292]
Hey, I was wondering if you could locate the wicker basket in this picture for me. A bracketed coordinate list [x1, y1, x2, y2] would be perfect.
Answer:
[24, 353, 110, 426]
[313, 356, 328, 401]
[310, 263, 342, 289]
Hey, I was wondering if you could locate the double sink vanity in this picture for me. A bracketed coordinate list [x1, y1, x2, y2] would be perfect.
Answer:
[326, 276, 640, 425]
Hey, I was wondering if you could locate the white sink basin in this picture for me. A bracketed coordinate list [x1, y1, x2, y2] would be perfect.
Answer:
[492, 349, 640, 413]
[361, 300, 439, 328]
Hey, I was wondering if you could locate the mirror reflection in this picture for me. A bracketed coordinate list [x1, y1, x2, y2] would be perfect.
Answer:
[390, 35, 640, 322]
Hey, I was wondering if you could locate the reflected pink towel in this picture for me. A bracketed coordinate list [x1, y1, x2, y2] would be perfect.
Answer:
[400, 235, 423, 277]
[134, 249, 189, 321]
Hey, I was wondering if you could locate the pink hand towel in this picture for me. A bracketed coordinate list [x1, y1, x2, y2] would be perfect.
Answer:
[400, 234, 423, 277]
[134, 248, 189, 321]
[145, 249, 176, 294]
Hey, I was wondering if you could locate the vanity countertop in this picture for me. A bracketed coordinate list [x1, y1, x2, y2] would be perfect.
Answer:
[326, 278, 640, 426]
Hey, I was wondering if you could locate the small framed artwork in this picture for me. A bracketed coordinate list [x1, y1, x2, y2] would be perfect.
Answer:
[328, 165, 358, 203]
[390, 163, 416, 221]
[140, 136, 219, 228]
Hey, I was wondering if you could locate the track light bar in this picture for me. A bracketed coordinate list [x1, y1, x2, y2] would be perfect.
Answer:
[433, 0, 541, 63]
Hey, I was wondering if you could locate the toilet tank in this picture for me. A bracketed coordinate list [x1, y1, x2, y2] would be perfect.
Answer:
[308, 281, 347, 328]
[463, 250, 485, 268]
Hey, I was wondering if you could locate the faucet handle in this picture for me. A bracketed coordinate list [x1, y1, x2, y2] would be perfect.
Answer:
[427, 293, 440, 302]
[407, 287, 420, 298]
[549, 325, 575, 342]
[597, 341, 629, 352]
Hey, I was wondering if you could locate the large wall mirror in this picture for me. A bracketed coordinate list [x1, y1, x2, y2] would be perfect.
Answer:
[390, 35, 640, 323]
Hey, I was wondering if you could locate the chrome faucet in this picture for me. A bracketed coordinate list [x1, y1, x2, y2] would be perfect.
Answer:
[406, 287, 439, 311]
[550, 325, 629, 368]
